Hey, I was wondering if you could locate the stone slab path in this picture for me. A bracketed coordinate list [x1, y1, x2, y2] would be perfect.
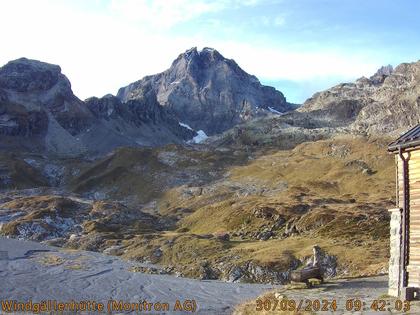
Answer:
[0, 237, 277, 314]
[2, 237, 420, 314]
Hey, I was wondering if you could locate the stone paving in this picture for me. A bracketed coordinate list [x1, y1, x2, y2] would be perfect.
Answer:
[1, 237, 420, 315]
[0, 237, 278, 315]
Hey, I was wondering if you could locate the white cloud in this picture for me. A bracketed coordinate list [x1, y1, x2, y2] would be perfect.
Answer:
[108, 0, 224, 29]
[107, 0, 266, 29]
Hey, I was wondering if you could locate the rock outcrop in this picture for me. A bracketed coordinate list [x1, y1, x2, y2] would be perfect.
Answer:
[0, 50, 296, 155]
[117, 47, 296, 135]
[299, 61, 420, 136]
[85, 93, 195, 148]
[0, 58, 94, 155]
[0, 58, 195, 156]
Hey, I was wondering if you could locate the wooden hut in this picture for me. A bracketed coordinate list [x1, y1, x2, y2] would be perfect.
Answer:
[388, 125, 420, 299]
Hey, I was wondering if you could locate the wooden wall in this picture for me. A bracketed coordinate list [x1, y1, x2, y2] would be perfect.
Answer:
[398, 149, 420, 286]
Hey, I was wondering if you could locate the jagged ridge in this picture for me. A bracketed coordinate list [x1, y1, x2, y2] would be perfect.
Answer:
[0, 58, 195, 156]
[299, 61, 420, 136]
[117, 47, 296, 135]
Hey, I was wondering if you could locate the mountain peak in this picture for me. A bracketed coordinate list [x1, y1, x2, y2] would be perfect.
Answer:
[117, 47, 294, 135]
[299, 60, 420, 136]
[0, 58, 64, 92]
[3, 57, 61, 72]
[182, 46, 198, 58]
[181, 46, 220, 55]
[173, 47, 225, 66]
[200, 47, 216, 52]
[198, 47, 224, 62]
[369, 64, 393, 84]
[0, 56, 195, 155]
[371, 64, 393, 78]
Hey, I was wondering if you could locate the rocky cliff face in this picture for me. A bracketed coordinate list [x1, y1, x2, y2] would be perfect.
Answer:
[0, 58, 94, 155]
[0, 50, 293, 156]
[0, 58, 195, 156]
[85, 93, 195, 148]
[117, 47, 296, 135]
[299, 61, 420, 136]
[2, 54, 419, 157]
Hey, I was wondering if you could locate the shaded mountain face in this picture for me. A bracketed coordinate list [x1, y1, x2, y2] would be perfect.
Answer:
[2, 53, 419, 158]
[85, 92, 195, 148]
[0, 58, 94, 155]
[0, 58, 194, 156]
[0, 58, 96, 136]
[117, 47, 296, 135]
[206, 61, 420, 151]
[299, 61, 420, 136]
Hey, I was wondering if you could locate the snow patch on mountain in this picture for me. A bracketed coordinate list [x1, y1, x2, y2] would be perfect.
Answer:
[268, 107, 281, 114]
[191, 130, 208, 144]
[179, 122, 193, 131]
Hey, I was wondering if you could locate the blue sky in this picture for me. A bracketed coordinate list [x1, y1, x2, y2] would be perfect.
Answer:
[1, 0, 419, 103]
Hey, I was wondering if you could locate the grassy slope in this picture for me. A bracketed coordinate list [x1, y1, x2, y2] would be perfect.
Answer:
[69, 144, 251, 205]
[147, 135, 394, 277]
[0, 152, 49, 189]
[0, 134, 396, 280]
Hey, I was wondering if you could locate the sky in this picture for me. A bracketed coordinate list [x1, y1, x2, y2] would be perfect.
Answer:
[1, 0, 419, 104]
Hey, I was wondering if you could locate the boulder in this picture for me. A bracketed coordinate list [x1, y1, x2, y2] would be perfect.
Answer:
[307, 245, 337, 278]
[214, 232, 230, 241]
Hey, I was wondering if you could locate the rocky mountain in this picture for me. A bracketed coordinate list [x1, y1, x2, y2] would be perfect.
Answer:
[1, 52, 420, 286]
[0, 58, 194, 156]
[85, 93, 195, 148]
[117, 47, 296, 135]
[299, 60, 420, 136]
[203, 61, 420, 153]
[0, 50, 295, 156]
[0, 58, 94, 155]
